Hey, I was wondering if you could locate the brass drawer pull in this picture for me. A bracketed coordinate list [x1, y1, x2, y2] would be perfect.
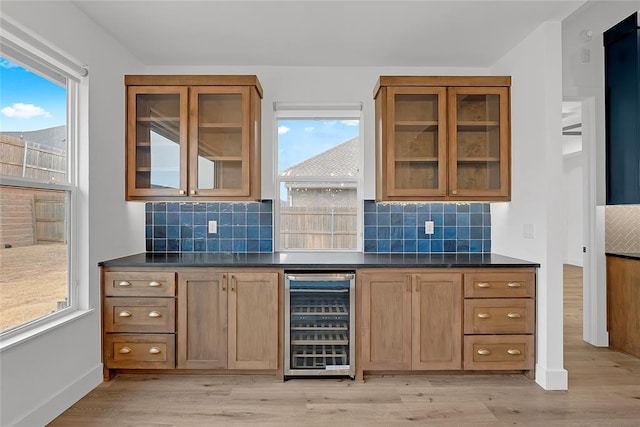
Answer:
[118, 281, 131, 287]
[119, 311, 132, 318]
[149, 347, 161, 354]
[507, 282, 522, 288]
[507, 312, 521, 319]
[119, 347, 131, 354]
[148, 281, 161, 287]
[507, 348, 522, 356]
[477, 312, 491, 319]
[179, 190, 186, 195]
[148, 311, 161, 318]
[477, 349, 491, 356]
[477, 282, 491, 288]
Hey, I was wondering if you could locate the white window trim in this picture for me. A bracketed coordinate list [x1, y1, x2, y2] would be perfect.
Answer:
[0, 17, 87, 344]
[274, 103, 364, 252]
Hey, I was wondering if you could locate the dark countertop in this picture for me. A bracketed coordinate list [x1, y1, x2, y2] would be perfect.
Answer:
[605, 252, 640, 261]
[99, 252, 540, 269]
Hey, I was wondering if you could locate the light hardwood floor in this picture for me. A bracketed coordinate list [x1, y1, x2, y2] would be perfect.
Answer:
[49, 265, 640, 426]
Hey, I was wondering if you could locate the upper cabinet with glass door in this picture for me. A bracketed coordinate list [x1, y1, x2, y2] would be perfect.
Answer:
[374, 76, 511, 202]
[125, 75, 262, 201]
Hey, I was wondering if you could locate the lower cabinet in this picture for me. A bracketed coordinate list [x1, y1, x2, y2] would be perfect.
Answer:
[177, 270, 279, 370]
[101, 268, 280, 378]
[359, 271, 463, 371]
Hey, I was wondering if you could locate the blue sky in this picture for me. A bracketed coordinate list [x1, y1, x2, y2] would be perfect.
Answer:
[0, 57, 67, 132]
[277, 119, 359, 171]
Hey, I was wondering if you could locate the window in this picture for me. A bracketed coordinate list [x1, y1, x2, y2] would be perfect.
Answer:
[0, 28, 82, 335]
[275, 104, 362, 251]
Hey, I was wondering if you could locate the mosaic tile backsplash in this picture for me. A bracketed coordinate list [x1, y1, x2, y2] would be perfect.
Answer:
[146, 201, 273, 253]
[363, 201, 491, 253]
[145, 200, 491, 253]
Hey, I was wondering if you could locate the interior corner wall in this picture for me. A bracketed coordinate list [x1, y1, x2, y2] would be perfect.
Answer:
[0, 1, 145, 426]
[490, 21, 568, 390]
[563, 153, 584, 266]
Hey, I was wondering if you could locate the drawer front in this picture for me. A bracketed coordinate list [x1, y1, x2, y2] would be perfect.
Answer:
[105, 334, 175, 369]
[464, 272, 535, 298]
[105, 298, 175, 333]
[464, 335, 534, 370]
[464, 299, 534, 334]
[104, 271, 175, 297]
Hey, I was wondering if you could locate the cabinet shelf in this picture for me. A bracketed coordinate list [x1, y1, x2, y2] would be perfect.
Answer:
[395, 157, 439, 162]
[457, 157, 501, 163]
[199, 122, 243, 129]
[395, 121, 439, 129]
[457, 121, 500, 129]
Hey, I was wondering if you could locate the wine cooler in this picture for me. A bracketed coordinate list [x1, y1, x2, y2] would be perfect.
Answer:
[284, 272, 355, 378]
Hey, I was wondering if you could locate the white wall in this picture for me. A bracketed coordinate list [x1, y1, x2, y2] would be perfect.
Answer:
[0, 1, 145, 426]
[491, 22, 568, 390]
[563, 153, 584, 266]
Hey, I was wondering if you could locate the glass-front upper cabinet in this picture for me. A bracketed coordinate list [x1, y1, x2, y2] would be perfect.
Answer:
[127, 86, 188, 198]
[448, 87, 510, 199]
[189, 87, 251, 197]
[125, 75, 262, 201]
[374, 76, 511, 202]
[386, 87, 447, 198]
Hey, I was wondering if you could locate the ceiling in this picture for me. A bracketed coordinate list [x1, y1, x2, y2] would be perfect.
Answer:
[71, 0, 586, 67]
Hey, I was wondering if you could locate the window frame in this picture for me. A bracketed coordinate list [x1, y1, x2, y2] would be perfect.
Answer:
[273, 103, 364, 252]
[0, 20, 83, 340]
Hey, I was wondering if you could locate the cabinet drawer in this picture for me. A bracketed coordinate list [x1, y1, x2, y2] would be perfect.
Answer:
[104, 334, 175, 369]
[464, 299, 534, 334]
[464, 272, 535, 298]
[105, 298, 175, 333]
[104, 271, 175, 297]
[464, 335, 534, 370]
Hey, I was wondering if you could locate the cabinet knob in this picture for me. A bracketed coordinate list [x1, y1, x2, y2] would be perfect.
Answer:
[190, 190, 197, 195]
[118, 281, 131, 287]
[507, 348, 522, 356]
[148, 311, 161, 318]
[119, 347, 131, 354]
[507, 282, 522, 288]
[477, 312, 491, 319]
[477, 349, 491, 356]
[149, 347, 161, 354]
[477, 282, 491, 288]
[179, 190, 186, 195]
[119, 310, 132, 318]
[507, 312, 521, 319]
[452, 190, 458, 195]
[148, 281, 161, 287]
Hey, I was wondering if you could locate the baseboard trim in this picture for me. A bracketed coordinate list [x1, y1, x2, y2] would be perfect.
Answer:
[535, 364, 568, 390]
[13, 364, 102, 427]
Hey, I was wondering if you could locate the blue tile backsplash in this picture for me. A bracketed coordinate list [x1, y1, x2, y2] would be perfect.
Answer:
[363, 200, 491, 253]
[145, 200, 490, 254]
[146, 201, 273, 253]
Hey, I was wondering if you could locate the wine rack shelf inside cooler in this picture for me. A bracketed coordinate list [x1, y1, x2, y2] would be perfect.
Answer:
[292, 345, 348, 369]
[290, 298, 349, 315]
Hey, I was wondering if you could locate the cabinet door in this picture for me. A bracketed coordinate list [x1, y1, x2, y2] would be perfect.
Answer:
[177, 272, 227, 369]
[228, 272, 279, 370]
[360, 272, 412, 370]
[412, 273, 462, 370]
[448, 87, 510, 199]
[189, 86, 251, 197]
[385, 87, 447, 198]
[126, 86, 189, 199]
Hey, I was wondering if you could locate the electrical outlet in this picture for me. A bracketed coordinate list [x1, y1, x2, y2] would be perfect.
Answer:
[425, 221, 434, 235]
[208, 220, 217, 234]
[523, 223, 535, 239]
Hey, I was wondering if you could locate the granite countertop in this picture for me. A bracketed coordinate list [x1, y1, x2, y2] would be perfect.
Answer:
[99, 252, 540, 269]
[605, 252, 640, 261]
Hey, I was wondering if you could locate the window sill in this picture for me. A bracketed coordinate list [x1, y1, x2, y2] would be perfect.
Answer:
[0, 308, 95, 352]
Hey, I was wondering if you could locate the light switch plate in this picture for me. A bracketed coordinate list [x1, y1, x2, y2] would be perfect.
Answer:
[523, 223, 535, 239]
[208, 220, 217, 234]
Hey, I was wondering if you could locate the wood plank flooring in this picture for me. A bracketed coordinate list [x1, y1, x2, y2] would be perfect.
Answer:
[49, 265, 640, 426]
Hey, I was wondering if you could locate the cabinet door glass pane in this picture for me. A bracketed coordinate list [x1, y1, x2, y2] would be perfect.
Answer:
[197, 93, 244, 190]
[135, 94, 181, 190]
[455, 94, 501, 190]
[393, 94, 440, 190]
